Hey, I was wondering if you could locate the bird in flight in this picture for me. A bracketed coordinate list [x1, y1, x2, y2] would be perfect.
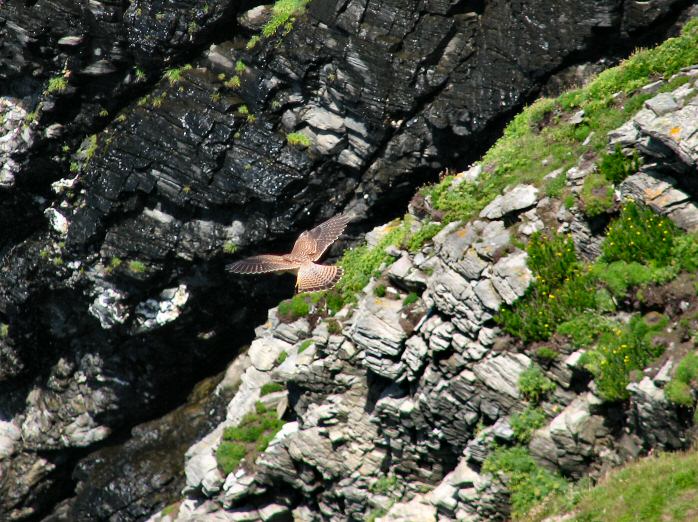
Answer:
[227, 214, 351, 293]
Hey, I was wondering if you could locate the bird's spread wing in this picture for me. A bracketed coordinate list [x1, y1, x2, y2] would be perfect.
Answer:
[227, 255, 301, 274]
[296, 263, 343, 293]
[291, 214, 351, 262]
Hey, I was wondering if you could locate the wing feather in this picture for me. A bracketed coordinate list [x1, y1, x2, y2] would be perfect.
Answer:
[291, 214, 351, 261]
[227, 255, 301, 274]
[296, 263, 343, 293]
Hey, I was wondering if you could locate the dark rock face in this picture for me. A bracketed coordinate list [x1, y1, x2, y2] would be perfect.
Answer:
[0, 0, 694, 520]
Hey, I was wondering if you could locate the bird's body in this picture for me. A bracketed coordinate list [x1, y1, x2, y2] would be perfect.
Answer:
[227, 214, 351, 293]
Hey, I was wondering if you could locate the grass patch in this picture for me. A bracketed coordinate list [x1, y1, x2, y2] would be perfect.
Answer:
[164, 64, 192, 85]
[370, 474, 399, 495]
[327, 220, 408, 311]
[276, 351, 288, 365]
[260, 382, 285, 396]
[665, 353, 698, 407]
[525, 449, 698, 522]
[298, 339, 314, 353]
[403, 292, 419, 306]
[278, 294, 310, 320]
[216, 401, 284, 475]
[483, 446, 568, 519]
[580, 172, 614, 217]
[46, 75, 68, 94]
[421, 19, 698, 227]
[223, 241, 238, 254]
[286, 132, 312, 148]
[262, 0, 310, 37]
[128, 260, 147, 273]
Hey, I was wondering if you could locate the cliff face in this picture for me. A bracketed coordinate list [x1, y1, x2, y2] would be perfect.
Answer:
[0, 0, 696, 520]
[155, 61, 698, 521]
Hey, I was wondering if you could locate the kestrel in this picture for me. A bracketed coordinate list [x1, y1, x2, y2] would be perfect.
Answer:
[227, 214, 351, 293]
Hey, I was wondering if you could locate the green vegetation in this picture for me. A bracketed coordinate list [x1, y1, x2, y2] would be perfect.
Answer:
[109, 257, 123, 270]
[246, 35, 260, 50]
[0, 323, 9, 339]
[510, 407, 547, 444]
[373, 284, 386, 297]
[286, 132, 312, 148]
[483, 446, 567, 519]
[128, 260, 147, 273]
[518, 365, 556, 404]
[216, 401, 284, 475]
[665, 353, 698, 407]
[556, 312, 615, 348]
[580, 172, 614, 217]
[262, 0, 310, 37]
[223, 241, 238, 254]
[135, 67, 146, 81]
[370, 474, 399, 494]
[224, 75, 241, 89]
[164, 64, 192, 85]
[327, 220, 407, 311]
[580, 314, 667, 401]
[238, 104, 249, 115]
[403, 292, 419, 306]
[215, 441, 246, 475]
[298, 339, 314, 353]
[46, 75, 68, 94]
[497, 232, 595, 342]
[602, 202, 677, 265]
[85, 134, 99, 162]
[235, 60, 247, 73]
[544, 172, 567, 198]
[598, 145, 640, 184]
[276, 351, 288, 365]
[260, 382, 285, 396]
[421, 19, 698, 226]
[535, 346, 558, 361]
[326, 319, 342, 335]
[525, 449, 698, 522]
[278, 294, 311, 320]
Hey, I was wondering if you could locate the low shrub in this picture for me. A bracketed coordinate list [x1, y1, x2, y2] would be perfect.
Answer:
[665, 353, 698, 407]
[580, 314, 667, 401]
[518, 365, 556, 403]
[598, 145, 640, 184]
[591, 260, 677, 297]
[483, 446, 567, 519]
[510, 407, 547, 444]
[556, 313, 616, 348]
[373, 284, 386, 297]
[602, 202, 677, 266]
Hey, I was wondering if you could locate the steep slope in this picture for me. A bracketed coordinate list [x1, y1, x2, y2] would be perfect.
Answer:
[149, 20, 698, 522]
[0, 1, 697, 520]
